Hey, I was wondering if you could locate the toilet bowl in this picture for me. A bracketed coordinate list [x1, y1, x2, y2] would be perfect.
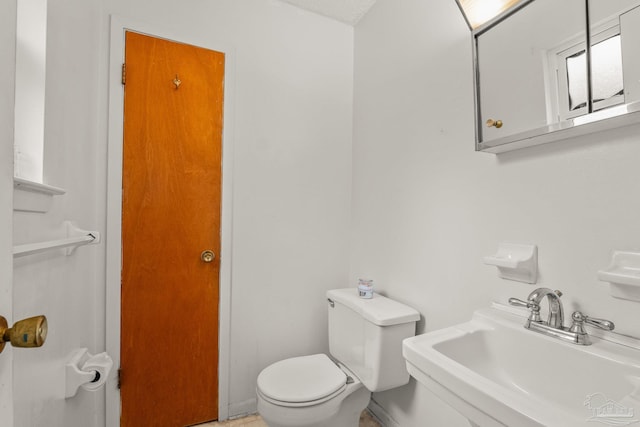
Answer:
[256, 289, 420, 427]
[256, 354, 370, 427]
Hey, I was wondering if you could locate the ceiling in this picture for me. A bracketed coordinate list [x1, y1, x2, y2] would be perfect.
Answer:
[280, 0, 378, 25]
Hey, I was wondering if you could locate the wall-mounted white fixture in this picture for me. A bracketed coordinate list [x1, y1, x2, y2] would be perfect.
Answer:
[484, 243, 538, 284]
[598, 251, 640, 302]
[13, 177, 66, 213]
[13, 221, 100, 258]
[65, 348, 113, 398]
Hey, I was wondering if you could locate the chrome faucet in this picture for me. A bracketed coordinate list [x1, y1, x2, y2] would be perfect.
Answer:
[526, 288, 564, 329]
[509, 288, 614, 345]
[509, 287, 563, 328]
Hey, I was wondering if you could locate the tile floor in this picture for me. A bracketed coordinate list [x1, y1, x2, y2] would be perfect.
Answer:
[198, 410, 382, 427]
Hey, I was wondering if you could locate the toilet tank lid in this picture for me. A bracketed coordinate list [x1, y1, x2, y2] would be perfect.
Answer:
[327, 288, 420, 326]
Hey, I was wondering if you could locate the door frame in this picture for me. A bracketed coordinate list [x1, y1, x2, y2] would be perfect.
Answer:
[0, 0, 16, 423]
[105, 15, 235, 426]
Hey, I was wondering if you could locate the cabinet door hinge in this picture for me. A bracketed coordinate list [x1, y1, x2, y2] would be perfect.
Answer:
[121, 63, 126, 85]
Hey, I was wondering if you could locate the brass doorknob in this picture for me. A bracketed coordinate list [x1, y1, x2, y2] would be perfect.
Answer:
[486, 119, 503, 128]
[0, 315, 48, 353]
[201, 250, 215, 263]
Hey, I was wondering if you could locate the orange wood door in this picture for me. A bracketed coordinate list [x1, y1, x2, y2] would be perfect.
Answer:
[121, 31, 224, 427]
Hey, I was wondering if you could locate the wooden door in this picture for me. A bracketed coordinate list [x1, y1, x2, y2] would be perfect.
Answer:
[121, 31, 224, 427]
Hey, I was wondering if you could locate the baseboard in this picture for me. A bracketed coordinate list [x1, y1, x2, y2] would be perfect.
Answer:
[228, 398, 257, 419]
[368, 398, 400, 427]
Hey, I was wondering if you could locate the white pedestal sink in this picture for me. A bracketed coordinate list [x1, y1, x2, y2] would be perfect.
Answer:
[402, 304, 640, 427]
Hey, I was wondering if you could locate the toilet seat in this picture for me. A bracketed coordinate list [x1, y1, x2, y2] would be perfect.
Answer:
[257, 354, 348, 407]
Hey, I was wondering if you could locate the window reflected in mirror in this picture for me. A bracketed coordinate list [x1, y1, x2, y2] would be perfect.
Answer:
[566, 49, 588, 112]
[592, 35, 624, 109]
[561, 31, 624, 118]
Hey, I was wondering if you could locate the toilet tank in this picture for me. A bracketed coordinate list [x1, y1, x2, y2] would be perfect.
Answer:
[326, 288, 420, 392]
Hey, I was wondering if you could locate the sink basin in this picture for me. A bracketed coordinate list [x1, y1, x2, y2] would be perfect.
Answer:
[402, 305, 640, 427]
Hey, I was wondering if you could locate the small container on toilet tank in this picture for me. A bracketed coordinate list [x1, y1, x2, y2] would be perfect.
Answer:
[357, 279, 373, 299]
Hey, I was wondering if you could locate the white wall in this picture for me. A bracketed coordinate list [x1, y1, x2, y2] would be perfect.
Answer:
[12, 0, 353, 425]
[12, 0, 104, 424]
[352, 0, 640, 426]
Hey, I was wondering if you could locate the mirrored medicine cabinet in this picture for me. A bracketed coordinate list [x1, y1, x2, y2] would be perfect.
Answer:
[465, 0, 640, 153]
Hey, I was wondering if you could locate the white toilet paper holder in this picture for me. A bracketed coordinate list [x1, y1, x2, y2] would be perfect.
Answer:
[65, 347, 113, 398]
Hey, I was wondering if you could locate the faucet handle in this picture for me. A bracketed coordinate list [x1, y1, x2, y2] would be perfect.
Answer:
[571, 311, 615, 332]
[584, 315, 615, 331]
[508, 297, 541, 322]
[508, 297, 538, 309]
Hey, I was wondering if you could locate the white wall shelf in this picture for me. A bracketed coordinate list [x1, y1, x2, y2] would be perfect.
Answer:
[484, 243, 538, 284]
[13, 177, 66, 213]
[598, 251, 640, 302]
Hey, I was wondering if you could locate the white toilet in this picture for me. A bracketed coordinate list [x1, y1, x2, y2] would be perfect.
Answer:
[256, 288, 420, 427]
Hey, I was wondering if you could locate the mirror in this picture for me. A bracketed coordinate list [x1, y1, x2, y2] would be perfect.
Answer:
[473, 0, 640, 153]
[589, 1, 640, 106]
[476, 0, 586, 144]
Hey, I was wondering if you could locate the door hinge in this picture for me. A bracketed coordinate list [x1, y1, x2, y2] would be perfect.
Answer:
[117, 367, 122, 389]
[121, 63, 126, 85]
